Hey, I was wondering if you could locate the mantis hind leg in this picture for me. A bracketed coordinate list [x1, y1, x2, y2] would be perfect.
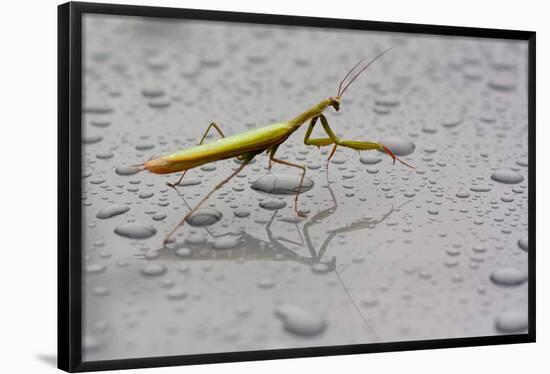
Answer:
[269, 145, 307, 217]
[163, 154, 254, 247]
[167, 122, 226, 188]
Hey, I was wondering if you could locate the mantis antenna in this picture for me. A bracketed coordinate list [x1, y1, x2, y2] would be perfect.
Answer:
[337, 47, 394, 98]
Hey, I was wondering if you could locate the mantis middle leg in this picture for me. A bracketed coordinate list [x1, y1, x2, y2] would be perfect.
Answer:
[167, 122, 226, 187]
[163, 155, 253, 246]
[269, 145, 307, 217]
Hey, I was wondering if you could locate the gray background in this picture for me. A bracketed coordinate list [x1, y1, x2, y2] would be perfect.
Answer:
[81, 14, 529, 361]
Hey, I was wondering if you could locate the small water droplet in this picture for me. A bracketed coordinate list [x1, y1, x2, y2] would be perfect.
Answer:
[251, 174, 314, 195]
[140, 263, 166, 276]
[166, 288, 188, 300]
[359, 154, 382, 165]
[233, 208, 251, 218]
[115, 223, 157, 239]
[213, 236, 240, 249]
[153, 214, 166, 221]
[258, 278, 275, 289]
[259, 199, 287, 210]
[96, 204, 129, 219]
[115, 165, 142, 176]
[176, 248, 192, 257]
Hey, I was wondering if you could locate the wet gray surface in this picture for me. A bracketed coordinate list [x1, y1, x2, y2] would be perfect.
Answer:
[81, 14, 529, 361]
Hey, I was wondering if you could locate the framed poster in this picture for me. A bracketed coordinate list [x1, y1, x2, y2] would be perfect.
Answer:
[58, 1, 535, 372]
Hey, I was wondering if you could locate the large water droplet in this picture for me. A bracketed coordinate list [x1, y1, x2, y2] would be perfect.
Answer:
[490, 267, 527, 286]
[251, 174, 314, 195]
[274, 304, 327, 337]
[185, 208, 222, 227]
[518, 238, 528, 252]
[96, 204, 129, 219]
[491, 170, 524, 184]
[378, 136, 415, 156]
[115, 165, 142, 176]
[115, 223, 157, 239]
[495, 309, 528, 333]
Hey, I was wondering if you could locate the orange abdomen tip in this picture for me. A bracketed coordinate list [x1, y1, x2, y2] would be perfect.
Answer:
[144, 158, 179, 174]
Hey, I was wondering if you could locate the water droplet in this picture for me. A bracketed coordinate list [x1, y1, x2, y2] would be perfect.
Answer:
[175, 178, 201, 187]
[259, 199, 287, 210]
[311, 263, 332, 274]
[85, 264, 106, 274]
[456, 192, 470, 199]
[135, 143, 154, 151]
[470, 186, 491, 193]
[274, 304, 327, 337]
[91, 286, 110, 296]
[490, 267, 527, 286]
[251, 174, 314, 195]
[153, 214, 166, 221]
[185, 233, 207, 244]
[378, 136, 415, 156]
[115, 165, 142, 176]
[91, 119, 110, 128]
[140, 263, 166, 276]
[139, 192, 154, 199]
[491, 170, 524, 184]
[141, 87, 165, 98]
[185, 208, 223, 227]
[115, 223, 157, 239]
[176, 248, 192, 257]
[233, 208, 251, 218]
[166, 288, 188, 300]
[200, 164, 217, 172]
[83, 105, 113, 114]
[495, 309, 528, 333]
[359, 154, 382, 165]
[96, 204, 129, 219]
[82, 135, 103, 144]
[518, 238, 528, 252]
[96, 152, 113, 160]
[83, 335, 102, 352]
[258, 278, 275, 289]
[213, 236, 240, 249]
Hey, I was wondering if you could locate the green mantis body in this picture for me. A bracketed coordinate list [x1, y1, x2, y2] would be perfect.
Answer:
[142, 49, 414, 245]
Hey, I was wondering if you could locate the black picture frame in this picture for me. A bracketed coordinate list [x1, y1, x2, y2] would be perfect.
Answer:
[58, 1, 536, 372]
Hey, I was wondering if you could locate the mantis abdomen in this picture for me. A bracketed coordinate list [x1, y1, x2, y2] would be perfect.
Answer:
[144, 122, 294, 174]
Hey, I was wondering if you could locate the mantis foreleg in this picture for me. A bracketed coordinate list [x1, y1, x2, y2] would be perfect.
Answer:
[268, 145, 307, 217]
[304, 114, 381, 162]
[167, 122, 226, 187]
[163, 155, 253, 246]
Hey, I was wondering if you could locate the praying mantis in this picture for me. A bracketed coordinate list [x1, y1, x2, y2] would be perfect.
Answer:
[140, 48, 414, 246]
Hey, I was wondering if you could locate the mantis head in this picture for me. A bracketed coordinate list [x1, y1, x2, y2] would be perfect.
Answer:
[328, 96, 340, 111]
